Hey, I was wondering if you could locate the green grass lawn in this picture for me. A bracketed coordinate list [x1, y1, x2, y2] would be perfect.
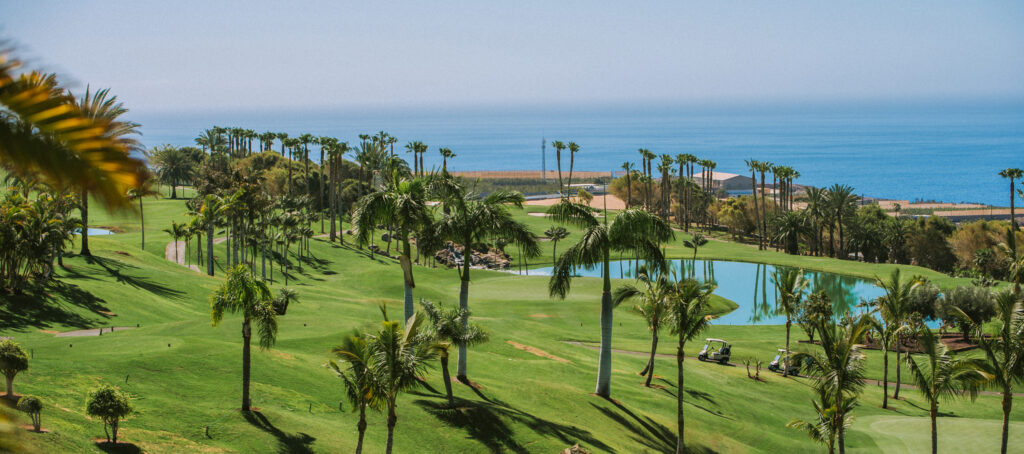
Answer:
[1, 195, 1019, 453]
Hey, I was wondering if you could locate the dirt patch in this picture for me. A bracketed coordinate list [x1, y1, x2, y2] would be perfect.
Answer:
[268, 350, 295, 360]
[507, 341, 571, 364]
[19, 424, 50, 433]
[528, 313, 554, 318]
[98, 310, 116, 316]
[114, 251, 132, 257]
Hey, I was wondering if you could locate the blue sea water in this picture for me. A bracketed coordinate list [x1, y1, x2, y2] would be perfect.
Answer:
[134, 101, 1024, 206]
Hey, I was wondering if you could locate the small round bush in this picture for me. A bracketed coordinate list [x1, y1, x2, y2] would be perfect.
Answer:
[17, 395, 42, 431]
[86, 385, 133, 444]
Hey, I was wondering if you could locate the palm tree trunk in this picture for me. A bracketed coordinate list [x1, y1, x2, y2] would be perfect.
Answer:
[894, 336, 901, 399]
[80, 189, 90, 256]
[402, 238, 414, 322]
[644, 330, 658, 387]
[676, 339, 685, 454]
[242, 318, 252, 411]
[930, 405, 938, 454]
[207, 222, 214, 276]
[441, 354, 454, 406]
[1001, 390, 1011, 454]
[783, 319, 791, 377]
[882, 344, 889, 408]
[837, 392, 846, 454]
[457, 257, 471, 381]
[595, 256, 613, 397]
[140, 197, 145, 250]
[385, 409, 397, 454]
[355, 408, 367, 454]
[750, 172, 760, 250]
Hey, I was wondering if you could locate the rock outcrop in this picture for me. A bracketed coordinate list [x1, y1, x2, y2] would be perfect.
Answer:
[434, 242, 512, 270]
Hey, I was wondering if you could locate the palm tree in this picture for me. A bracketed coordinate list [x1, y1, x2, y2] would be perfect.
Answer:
[961, 289, 1024, 453]
[794, 314, 872, 454]
[200, 194, 225, 276]
[872, 268, 920, 406]
[756, 161, 773, 247]
[566, 142, 580, 191]
[544, 226, 570, 264]
[439, 147, 455, 172]
[127, 170, 158, 251]
[612, 266, 671, 386]
[745, 159, 762, 250]
[163, 221, 187, 265]
[667, 278, 716, 454]
[434, 185, 539, 381]
[353, 174, 432, 322]
[329, 333, 384, 454]
[657, 155, 674, 219]
[772, 268, 809, 377]
[683, 233, 707, 264]
[827, 184, 859, 259]
[547, 200, 673, 397]
[0, 53, 146, 209]
[420, 300, 489, 405]
[367, 310, 436, 454]
[552, 141, 566, 196]
[1000, 168, 1023, 256]
[905, 328, 987, 454]
[806, 187, 828, 256]
[210, 265, 282, 411]
[620, 162, 634, 209]
[75, 86, 143, 256]
[404, 141, 423, 176]
[642, 149, 657, 212]
[770, 210, 809, 255]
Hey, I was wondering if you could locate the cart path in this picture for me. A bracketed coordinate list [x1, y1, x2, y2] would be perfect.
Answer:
[564, 341, 1024, 397]
[164, 237, 226, 272]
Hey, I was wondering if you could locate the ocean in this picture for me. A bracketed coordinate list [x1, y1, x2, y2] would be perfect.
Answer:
[133, 101, 1024, 206]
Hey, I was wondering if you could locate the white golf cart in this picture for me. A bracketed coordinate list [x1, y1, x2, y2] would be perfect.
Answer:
[697, 338, 731, 365]
[768, 349, 800, 375]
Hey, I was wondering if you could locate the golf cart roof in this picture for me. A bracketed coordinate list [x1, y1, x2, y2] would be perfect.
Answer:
[705, 338, 727, 343]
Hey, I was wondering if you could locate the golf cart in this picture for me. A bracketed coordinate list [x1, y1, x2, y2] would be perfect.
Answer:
[697, 338, 731, 365]
[768, 349, 800, 375]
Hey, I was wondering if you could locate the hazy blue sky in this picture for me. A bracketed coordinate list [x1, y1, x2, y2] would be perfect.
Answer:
[4, 1, 1023, 113]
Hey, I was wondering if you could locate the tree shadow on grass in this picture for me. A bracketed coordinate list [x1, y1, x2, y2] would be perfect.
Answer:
[95, 441, 142, 454]
[653, 378, 731, 420]
[590, 398, 720, 454]
[0, 280, 109, 330]
[84, 255, 186, 300]
[242, 410, 316, 454]
[414, 386, 612, 454]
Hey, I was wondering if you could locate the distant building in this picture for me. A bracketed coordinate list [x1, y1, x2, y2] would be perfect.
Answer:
[694, 171, 754, 191]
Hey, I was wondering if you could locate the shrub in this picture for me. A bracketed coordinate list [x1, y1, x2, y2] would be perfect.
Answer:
[907, 282, 941, 321]
[86, 386, 133, 444]
[0, 340, 29, 397]
[938, 286, 996, 340]
[796, 291, 833, 342]
[17, 395, 41, 431]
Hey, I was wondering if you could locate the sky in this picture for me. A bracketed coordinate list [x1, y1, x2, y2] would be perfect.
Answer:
[3, 1, 1023, 114]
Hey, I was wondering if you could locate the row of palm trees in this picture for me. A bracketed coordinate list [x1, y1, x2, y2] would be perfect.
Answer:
[0, 177, 80, 291]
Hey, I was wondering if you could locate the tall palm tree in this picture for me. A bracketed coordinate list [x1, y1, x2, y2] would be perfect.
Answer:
[772, 268, 809, 377]
[806, 187, 828, 256]
[905, 328, 987, 454]
[75, 86, 143, 256]
[657, 155, 674, 219]
[439, 147, 455, 172]
[962, 288, 1024, 453]
[827, 184, 859, 259]
[353, 174, 432, 322]
[200, 194, 225, 276]
[127, 170, 158, 251]
[420, 300, 488, 405]
[329, 333, 384, 454]
[368, 310, 436, 454]
[547, 200, 673, 397]
[544, 226, 570, 264]
[620, 162, 634, 209]
[642, 149, 657, 212]
[756, 161, 773, 247]
[163, 221, 187, 265]
[667, 278, 716, 454]
[1000, 168, 1023, 256]
[566, 142, 580, 191]
[612, 266, 671, 386]
[872, 268, 920, 406]
[552, 141, 566, 196]
[794, 314, 872, 454]
[404, 141, 423, 176]
[210, 265, 282, 411]
[434, 184, 539, 381]
[770, 210, 810, 255]
[745, 159, 762, 250]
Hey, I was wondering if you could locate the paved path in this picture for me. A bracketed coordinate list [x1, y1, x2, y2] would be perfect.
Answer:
[55, 326, 137, 337]
[164, 238, 226, 272]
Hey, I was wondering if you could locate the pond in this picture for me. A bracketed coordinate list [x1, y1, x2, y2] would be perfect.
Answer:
[520, 259, 885, 325]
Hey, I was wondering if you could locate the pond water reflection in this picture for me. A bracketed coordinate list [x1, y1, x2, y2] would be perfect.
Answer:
[523, 259, 885, 325]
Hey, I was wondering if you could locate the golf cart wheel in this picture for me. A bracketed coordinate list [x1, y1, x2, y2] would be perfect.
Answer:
[719, 358, 728, 365]
[698, 355, 706, 361]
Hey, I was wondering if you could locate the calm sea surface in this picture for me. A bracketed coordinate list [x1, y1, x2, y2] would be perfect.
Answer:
[134, 102, 1024, 206]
